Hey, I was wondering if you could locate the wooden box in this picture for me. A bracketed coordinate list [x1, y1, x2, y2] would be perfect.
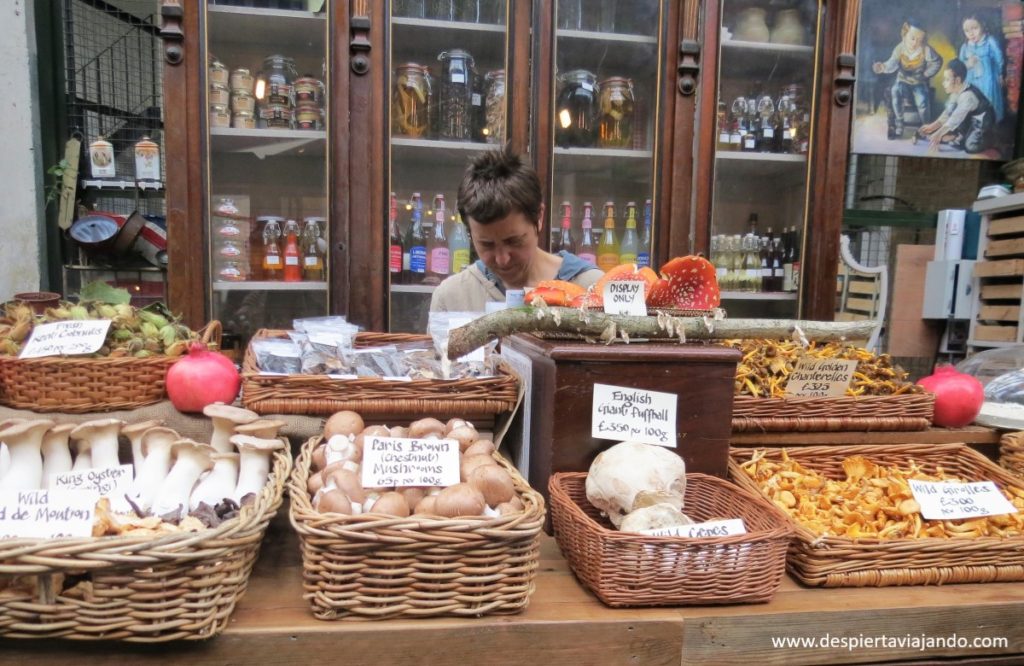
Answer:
[504, 334, 741, 506]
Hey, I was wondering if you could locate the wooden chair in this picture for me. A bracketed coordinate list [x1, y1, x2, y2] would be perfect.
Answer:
[835, 234, 888, 352]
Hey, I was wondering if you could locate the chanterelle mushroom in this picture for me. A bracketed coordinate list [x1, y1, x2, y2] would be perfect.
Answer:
[0, 419, 55, 490]
[71, 418, 125, 470]
[229, 434, 286, 503]
[204, 404, 259, 454]
[585, 441, 687, 528]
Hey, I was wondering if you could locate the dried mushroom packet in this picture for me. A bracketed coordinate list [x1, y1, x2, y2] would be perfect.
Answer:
[252, 337, 302, 374]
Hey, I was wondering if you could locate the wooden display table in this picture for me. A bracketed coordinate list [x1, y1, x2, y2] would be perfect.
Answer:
[9, 506, 1024, 665]
[731, 426, 1004, 460]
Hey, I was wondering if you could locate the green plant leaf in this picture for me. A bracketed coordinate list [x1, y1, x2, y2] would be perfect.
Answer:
[78, 280, 132, 305]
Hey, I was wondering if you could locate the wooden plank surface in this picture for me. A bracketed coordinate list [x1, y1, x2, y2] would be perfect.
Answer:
[729, 426, 1001, 447]
[975, 260, 1024, 278]
[974, 324, 1019, 342]
[987, 215, 1024, 237]
[979, 305, 1021, 322]
[985, 237, 1024, 258]
[981, 283, 1024, 300]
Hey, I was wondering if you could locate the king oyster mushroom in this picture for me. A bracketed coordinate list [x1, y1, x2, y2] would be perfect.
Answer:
[234, 419, 286, 440]
[71, 418, 125, 470]
[122, 419, 164, 475]
[585, 441, 688, 528]
[152, 439, 215, 517]
[71, 436, 92, 472]
[204, 404, 259, 454]
[41, 423, 76, 488]
[190, 452, 240, 510]
[127, 427, 181, 512]
[229, 434, 286, 503]
[0, 417, 26, 479]
[0, 419, 55, 490]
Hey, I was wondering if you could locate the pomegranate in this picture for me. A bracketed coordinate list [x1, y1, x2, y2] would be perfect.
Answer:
[166, 342, 241, 413]
[916, 365, 984, 428]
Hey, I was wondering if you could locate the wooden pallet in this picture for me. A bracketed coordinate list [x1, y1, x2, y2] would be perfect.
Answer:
[969, 200, 1024, 350]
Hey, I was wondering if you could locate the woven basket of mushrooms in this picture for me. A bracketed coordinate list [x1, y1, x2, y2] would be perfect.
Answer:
[288, 410, 546, 620]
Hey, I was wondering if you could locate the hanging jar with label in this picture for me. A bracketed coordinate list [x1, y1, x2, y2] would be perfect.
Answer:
[438, 49, 475, 141]
[393, 63, 430, 138]
[484, 69, 505, 144]
[555, 69, 599, 147]
[597, 77, 635, 148]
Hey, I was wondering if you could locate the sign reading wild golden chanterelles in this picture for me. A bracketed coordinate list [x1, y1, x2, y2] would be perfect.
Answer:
[361, 437, 461, 488]
[784, 358, 859, 398]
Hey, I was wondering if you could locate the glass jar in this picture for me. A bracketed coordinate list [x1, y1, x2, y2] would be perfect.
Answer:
[555, 69, 599, 147]
[218, 240, 244, 259]
[208, 57, 229, 86]
[261, 55, 296, 107]
[230, 67, 254, 93]
[209, 82, 230, 107]
[232, 111, 256, 129]
[392, 63, 430, 138]
[216, 261, 246, 282]
[597, 77, 635, 148]
[231, 90, 255, 114]
[258, 104, 293, 129]
[484, 69, 505, 144]
[294, 76, 323, 106]
[295, 102, 324, 130]
[209, 103, 231, 128]
[438, 49, 476, 141]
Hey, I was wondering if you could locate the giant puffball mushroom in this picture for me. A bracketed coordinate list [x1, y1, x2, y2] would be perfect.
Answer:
[122, 419, 164, 475]
[152, 439, 215, 517]
[203, 403, 259, 454]
[585, 441, 688, 528]
[190, 452, 240, 510]
[0, 419, 55, 490]
[618, 504, 694, 534]
[230, 434, 286, 503]
[128, 427, 181, 511]
[234, 419, 286, 440]
[71, 418, 125, 470]
[41, 423, 76, 488]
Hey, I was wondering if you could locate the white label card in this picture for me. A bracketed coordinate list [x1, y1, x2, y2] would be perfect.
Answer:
[909, 480, 1018, 520]
[53, 465, 134, 513]
[642, 518, 747, 538]
[0, 489, 96, 539]
[784, 358, 859, 398]
[361, 437, 461, 488]
[602, 281, 647, 316]
[592, 383, 677, 447]
[448, 316, 485, 363]
[19, 320, 112, 359]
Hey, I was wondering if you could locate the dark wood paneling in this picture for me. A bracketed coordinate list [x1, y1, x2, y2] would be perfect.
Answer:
[657, 0, 685, 263]
[509, 0, 532, 155]
[328, 3, 352, 323]
[690, 0, 720, 259]
[531, 0, 554, 245]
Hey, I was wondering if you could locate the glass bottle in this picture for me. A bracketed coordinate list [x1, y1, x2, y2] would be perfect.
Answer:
[770, 236, 784, 291]
[755, 89, 776, 152]
[438, 49, 476, 141]
[577, 202, 597, 265]
[260, 217, 283, 281]
[742, 234, 760, 292]
[555, 70, 600, 148]
[619, 201, 639, 264]
[759, 235, 771, 291]
[729, 95, 746, 150]
[637, 199, 652, 268]
[747, 212, 759, 236]
[389, 192, 404, 284]
[557, 0, 581, 30]
[483, 69, 506, 144]
[302, 219, 325, 281]
[393, 63, 430, 138]
[597, 77, 635, 148]
[597, 201, 620, 272]
[790, 225, 802, 292]
[283, 219, 302, 282]
[554, 201, 575, 254]
[426, 194, 450, 285]
[405, 193, 427, 284]
[450, 211, 472, 273]
[711, 235, 727, 287]
[427, 0, 452, 20]
[716, 101, 732, 152]
[782, 226, 795, 292]
[724, 235, 741, 291]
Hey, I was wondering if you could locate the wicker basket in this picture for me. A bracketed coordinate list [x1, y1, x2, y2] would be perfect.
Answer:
[288, 436, 545, 620]
[731, 392, 934, 432]
[730, 443, 1024, 587]
[241, 329, 519, 418]
[0, 321, 221, 414]
[548, 472, 792, 607]
[1000, 431, 1024, 477]
[0, 445, 289, 641]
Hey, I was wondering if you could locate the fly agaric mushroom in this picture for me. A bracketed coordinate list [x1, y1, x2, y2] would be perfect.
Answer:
[204, 403, 259, 454]
[229, 434, 286, 503]
[0, 419, 54, 490]
[152, 439, 215, 517]
[234, 419, 286, 440]
[71, 418, 125, 470]
[122, 419, 164, 474]
[128, 426, 181, 512]
[190, 452, 240, 510]
[585, 441, 687, 528]
[41, 423, 76, 488]
[648, 255, 720, 310]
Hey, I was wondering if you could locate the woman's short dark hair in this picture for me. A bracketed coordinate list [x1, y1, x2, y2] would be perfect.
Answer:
[457, 147, 542, 225]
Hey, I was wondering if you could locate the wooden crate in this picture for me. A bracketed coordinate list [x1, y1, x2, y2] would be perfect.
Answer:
[969, 195, 1024, 351]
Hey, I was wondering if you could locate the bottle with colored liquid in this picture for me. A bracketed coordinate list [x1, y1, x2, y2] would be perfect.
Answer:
[637, 199, 652, 268]
[388, 192, 404, 284]
[596, 201, 620, 271]
[282, 219, 302, 282]
[619, 201, 639, 265]
[554, 201, 575, 254]
[425, 193, 450, 285]
[449, 211, 471, 273]
[577, 202, 596, 265]
[405, 193, 427, 284]
[302, 218, 324, 281]
[261, 218, 282, 281]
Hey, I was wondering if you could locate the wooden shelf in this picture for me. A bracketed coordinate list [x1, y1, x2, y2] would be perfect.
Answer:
[716, 151, 806, 163]
[206, 4, 326, 51]
[210, 127, 327, 158]
[391, 16, 508, 69]
[556, 28, 658, 45]
[720, 290, 797, 301]
[212, 280, 327, 292]
[721, 39, 815, 54]
[974, 191, 1024, 215]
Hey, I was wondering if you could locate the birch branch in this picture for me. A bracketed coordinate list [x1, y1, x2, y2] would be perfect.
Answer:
[447, 306, 877, 360]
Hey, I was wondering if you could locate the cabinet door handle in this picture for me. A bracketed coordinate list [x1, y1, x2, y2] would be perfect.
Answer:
[158, 0, 184, 66]
[350, 2, 371, 76]
[677, 39, 701, 97]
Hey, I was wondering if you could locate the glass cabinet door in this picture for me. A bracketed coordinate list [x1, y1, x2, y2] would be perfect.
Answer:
[548, 1, 666, 271]
[387, 1, 511, 332]
[202, 2, 330, 348]
[710, 0, 822, 317]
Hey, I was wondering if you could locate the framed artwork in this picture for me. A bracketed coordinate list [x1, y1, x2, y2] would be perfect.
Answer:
[852, 0, 1023, 160]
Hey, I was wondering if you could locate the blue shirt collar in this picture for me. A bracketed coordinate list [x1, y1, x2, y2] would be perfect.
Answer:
[475, 251, 598, 294]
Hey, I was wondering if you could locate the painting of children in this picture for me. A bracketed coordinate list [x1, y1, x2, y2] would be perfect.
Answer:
[853, 0, 1021, 161]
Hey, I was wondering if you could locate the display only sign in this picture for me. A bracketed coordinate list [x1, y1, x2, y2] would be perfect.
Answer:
[602, 281, 647, 316]
[361, 437, 461, 488]
[591, 383, 677, 448]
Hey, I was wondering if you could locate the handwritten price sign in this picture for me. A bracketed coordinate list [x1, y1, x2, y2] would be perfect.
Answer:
[0, 489, 96, 539]
[909, 480, 1017, 520]
[19, 320, 112, 359]
[602, 281, 647, 316]
[54, 465, 134, 513]
[361, 437, 461, 488]
[784, 358, 858, 398]
[642, 518, 747, 538]
[592, 384, 677, 447]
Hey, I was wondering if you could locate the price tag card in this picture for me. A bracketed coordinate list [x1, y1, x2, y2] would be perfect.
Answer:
[53, 465, 134, 513]
[592, 383, 677, 447]
[642, 518, 747, 538]
[449, 316, 484, 363]
[602, 281, 647, 316]
[0, 489, 96, 539]
[909, 480, 1018, 520]
[784, 358, 859, 397]
[19, 320, 112, 359]
[361, 437, 460, 488]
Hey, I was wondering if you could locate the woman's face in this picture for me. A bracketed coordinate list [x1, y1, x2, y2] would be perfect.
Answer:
[903, 26, 925, 50]
[963, 18, 982, 44]
[467, 209, 542, 289]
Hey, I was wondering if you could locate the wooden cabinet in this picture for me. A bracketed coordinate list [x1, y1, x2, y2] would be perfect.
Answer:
[161, 0, 861, 334]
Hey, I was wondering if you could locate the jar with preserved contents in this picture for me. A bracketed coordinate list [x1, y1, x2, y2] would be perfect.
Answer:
[392, 63, 430, 138]
[208, 57, 229, 86]
[230, 68, 254, 93]
[258, 104, 293, 129]
[261, 55, 296, 107]
[295, 102, 324, 130]
[232, 111, 256, 129]
[217, 240, 245, 259]
[471, 71, 486, 141]
[216, 261, 246, 282]
[231, 90, 255, 114]
[484, 69, 505, 144]
[209, 82, 230, 107]
[294, 76, 323, 105]
[215, 198, 241, 217]
[597, 77, 635, 148]
[210, 103, 231, 128]
[215, 217, 244, 239]
[438, 49, 475, 141]
[555, 69, 599, 147]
